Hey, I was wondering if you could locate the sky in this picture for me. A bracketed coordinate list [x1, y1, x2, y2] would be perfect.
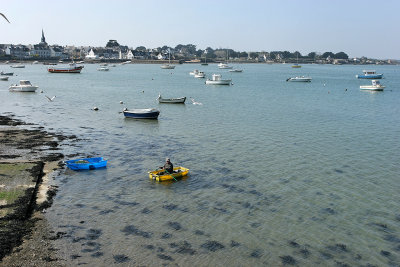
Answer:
[1, 0, 399, 59]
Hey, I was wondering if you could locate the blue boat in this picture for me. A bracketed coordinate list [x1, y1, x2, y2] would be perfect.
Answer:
[65, 157, 107, 170]
[123, 108, 160, 119]
[356, 70, 383, 79]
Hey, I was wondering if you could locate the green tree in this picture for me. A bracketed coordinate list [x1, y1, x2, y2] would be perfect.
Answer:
[250, 52, 258, 59]
[334, 52, 348, 59]
[106, 40, 120, 47]
[307, 52, 317, 59]
[322, 52, 335, 59]
[135, 46, 147, 52]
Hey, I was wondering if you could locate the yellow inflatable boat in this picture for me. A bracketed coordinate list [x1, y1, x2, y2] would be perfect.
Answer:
[148, 167, 189, 182]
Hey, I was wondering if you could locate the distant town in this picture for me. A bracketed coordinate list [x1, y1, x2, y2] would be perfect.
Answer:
[0, 30, 397, 65]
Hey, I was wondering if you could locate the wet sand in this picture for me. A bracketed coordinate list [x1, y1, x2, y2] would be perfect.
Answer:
[0, 114, 75, 266]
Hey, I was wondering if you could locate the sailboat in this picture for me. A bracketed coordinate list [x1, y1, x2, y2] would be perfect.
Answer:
[201, 50, 208, 66]
[292, 53, 301, 68]
[160, 49, 175, 69]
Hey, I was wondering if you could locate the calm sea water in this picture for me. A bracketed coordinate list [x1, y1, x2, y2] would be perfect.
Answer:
[1, 63, 400, 266]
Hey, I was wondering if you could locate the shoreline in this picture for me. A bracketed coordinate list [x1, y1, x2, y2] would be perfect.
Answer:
[0, 114, 73, 266]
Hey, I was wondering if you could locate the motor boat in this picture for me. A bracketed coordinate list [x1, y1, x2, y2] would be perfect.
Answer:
[205, 74, 231, 85]
[48, 62, 84, 73]
[97, 66, 110, 71]
[194, 71, 205, 78]
[157, 94, 186, 103]
[9, 80, 39, 92]
[218, 63, 233, 69]
[360, 80, 385, 91]
[286, 76, 312, 82]
[356, 70, 383, 79]
[189, 69, 199, 75]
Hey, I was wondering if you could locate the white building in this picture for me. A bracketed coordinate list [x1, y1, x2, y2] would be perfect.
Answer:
[85, 49, 98, 60]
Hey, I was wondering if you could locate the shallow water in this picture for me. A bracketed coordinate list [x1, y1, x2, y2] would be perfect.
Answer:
[1, 63, 400, 266]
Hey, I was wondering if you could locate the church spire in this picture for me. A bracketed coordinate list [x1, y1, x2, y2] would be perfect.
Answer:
[41, 29, 45, 43]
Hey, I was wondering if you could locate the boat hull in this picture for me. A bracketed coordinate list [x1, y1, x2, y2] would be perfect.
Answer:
[123, 109, 160, 119]
[158, 97, 186, 103]
[9, 86, 38, 92]
[356, 74, 383, 79]
[160, 64, 175, 69]
[205, 80, 231, 85]
[287, 77, 312, 82]
[148, 166, 189, 182]
[65, 157, 107, 170]
[0, 76, 9, 81]
[360, 86, 385, 91]
[48, 66, 83, 73]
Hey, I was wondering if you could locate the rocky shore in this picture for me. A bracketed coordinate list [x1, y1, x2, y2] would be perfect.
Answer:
[0, 114, 76, 266]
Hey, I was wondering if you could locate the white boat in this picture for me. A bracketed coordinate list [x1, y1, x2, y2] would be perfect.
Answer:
[32, 61, 39, 64]
[9, 80, 38, 92]
[97, 66, 109, 71]
[205, 74, 232, 85]
[286, 76, 312, 82]
[10, 64, 25, 68]
[194, 71, 205, 78]
[360, 80, 385, 91]
[161, 49, 175, 69]
[100, 63, 108, 66]
[189, 69, 199, 75]
[0, 76, 9, 81]
[218, 63, 233, 69]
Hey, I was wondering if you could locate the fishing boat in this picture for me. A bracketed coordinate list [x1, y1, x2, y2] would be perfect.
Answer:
[205, 74, 232, 85]
[48, 62, 84, 73]
[1, 71, 13, 76]
[123, 108, 160, 119]
[9, 80, 39, 92]
[286, 76, 312, 82]
[148, 166, 189, 182]
[65, 157, 107, 170]
[356, 70, 383, 79]
[194, 71, 205, 78]
[360, 80, 385, 91]
[161, 49, 175, 69]
[0, 76, 9, 81]
[10, 64, 25, 68]
[157, 94, 186, 103]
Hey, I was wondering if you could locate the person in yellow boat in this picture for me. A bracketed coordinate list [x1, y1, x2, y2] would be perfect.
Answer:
[159, 158, 174, 174]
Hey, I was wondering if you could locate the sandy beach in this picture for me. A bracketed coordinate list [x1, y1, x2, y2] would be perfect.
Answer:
[0, 114, 75, 266]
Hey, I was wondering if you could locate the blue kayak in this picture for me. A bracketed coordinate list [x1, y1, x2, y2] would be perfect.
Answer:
[65, 157, 107, 170]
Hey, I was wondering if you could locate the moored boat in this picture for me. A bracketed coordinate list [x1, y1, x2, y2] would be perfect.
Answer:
[356, 70, 383, 79]
[48, 62, 84, 73]
[97, 66, 109, 71]
[205, 74, 232, 85]
[65, 157, 107, 170]
[157, 94, 186, 103]
[9, 80, 39, 92]
[189, 69, 199, 75]
[360, 80, 385, 91]
[194, 71, 205, 78]
[0, 76, 9, 81]
[1, 71, 14, 76]
[218, 63, 233, 69]
[123, 108, 160, 119]
[229, 69, 243, 73]
[286, 76, 312, 82]
[10, 64, 25, 68]
[148, 166, 189, 182]
[291, 63, 301, 68]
